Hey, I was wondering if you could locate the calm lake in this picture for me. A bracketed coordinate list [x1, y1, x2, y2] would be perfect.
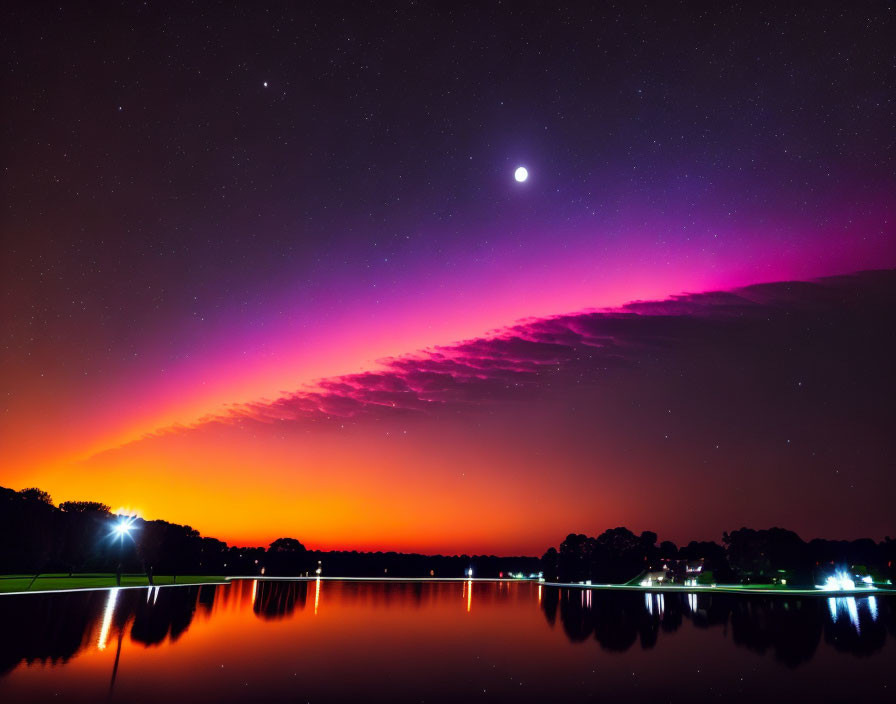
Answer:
[0, 579, 892, 702]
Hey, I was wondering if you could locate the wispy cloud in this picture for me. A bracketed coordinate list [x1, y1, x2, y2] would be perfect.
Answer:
[75, 269, 896, 546]
[162, 269, 895, 433]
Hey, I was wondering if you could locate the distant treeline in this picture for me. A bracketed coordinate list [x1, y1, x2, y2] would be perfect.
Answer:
[0, 486, 538, 579]
[542, 527, 896, 586]
[3, 486, 894, 584]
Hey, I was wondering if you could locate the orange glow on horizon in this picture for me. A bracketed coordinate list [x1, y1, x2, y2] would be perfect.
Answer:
[7, 268, 894, 554]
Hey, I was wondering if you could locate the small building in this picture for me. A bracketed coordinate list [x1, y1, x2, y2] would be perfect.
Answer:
[646, 558, 706, 585]
[641, 567, 670, 586]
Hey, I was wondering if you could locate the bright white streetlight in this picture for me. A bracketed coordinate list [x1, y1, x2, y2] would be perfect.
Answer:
[109, 515, 138, 588]
[111, 515, 137, 540]
[818, 570, 857, 591]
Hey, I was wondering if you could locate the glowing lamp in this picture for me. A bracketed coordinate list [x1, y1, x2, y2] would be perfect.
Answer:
[818, 570, 856, 591]
[110, 515, 137, 540]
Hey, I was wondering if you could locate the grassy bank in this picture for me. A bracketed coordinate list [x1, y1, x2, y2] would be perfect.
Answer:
[543, 580, 891, 596]
[0, 573, 227, 594]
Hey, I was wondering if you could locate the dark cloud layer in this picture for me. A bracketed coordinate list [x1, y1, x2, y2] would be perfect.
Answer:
[85, 270, 895, 544]
[197, 270, 895, 438]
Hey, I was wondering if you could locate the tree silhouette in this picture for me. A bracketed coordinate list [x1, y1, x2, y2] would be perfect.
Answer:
[59, 501, 111, 575]
[267, 538, 309, 575]
[2, 482, 894, 584]
[18, 488, 53, 504]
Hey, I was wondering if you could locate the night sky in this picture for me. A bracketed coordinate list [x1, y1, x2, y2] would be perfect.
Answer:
[2, 2, 894, 553]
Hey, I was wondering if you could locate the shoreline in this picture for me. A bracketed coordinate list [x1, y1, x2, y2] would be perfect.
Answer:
[1, 574, 892, 597]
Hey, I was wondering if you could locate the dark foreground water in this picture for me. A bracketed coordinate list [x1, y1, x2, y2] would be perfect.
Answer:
[0, 580, 892, 703]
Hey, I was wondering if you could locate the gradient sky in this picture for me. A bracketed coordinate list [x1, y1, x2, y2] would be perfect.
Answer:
[2, 2, 894, 553]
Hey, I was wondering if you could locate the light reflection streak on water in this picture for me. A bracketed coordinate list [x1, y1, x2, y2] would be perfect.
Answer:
[868, 596, 878, 621]
[644, 592, 664, 618]
[847, 597, 860, 631]
[97, 588, 119, 651]
[828, 596, 866, 632]
[687, 593, 697, 612]
[314, 577, 321, 615]
[538, 584, 542, 605]
[466, 578, 472, 613]
[251, 579, 257, 605]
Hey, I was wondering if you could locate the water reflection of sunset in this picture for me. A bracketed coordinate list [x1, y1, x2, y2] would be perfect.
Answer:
[1, 582, 894, 703]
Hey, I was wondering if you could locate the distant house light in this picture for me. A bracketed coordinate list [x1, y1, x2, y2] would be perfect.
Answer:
[818, 571, 857, 591]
